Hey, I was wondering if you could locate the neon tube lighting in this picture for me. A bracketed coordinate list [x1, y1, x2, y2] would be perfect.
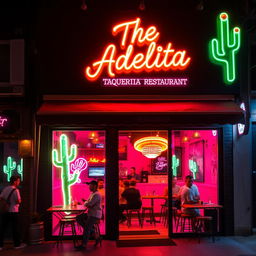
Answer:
[209, 12, 241, 85]
[85, 18, 191, 81]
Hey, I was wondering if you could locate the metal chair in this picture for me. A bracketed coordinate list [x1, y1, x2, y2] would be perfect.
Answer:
[126, 209, 142, 228]
[141, 206, 156, 227]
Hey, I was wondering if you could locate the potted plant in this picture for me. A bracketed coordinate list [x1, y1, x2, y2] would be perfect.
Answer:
[29, 212, 44, 245]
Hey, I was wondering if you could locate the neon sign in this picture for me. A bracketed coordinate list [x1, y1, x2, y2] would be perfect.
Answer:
[88, 157, 106, 163]
[102, 77, 188, 87]
[17, 158, 23, 181]
[3, 157, 16, 182]
[52, 134, 87, 206]
[0, 116, 8, 127]
[85, 18, 191, 81]
[172, 155, 180, 177]
[155, 156, 167, 171]
[2, 157, 24, 182]
[209, 12, 241, 85]
[189, 159, 198, 179]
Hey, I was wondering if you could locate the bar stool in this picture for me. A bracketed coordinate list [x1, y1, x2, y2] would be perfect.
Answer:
[126, 209, 142, 227]
[163, 207, 169, 227]
[57, 218, 77, 247]
[194, 216, 214, 243]
[63, 215, 82, 233]
[174, 209, 182, 232]
[141, 206, 156, 227]
[160, 202, 168, 223]
[93, 219, 102, 247]
[180, 214, 196, 232]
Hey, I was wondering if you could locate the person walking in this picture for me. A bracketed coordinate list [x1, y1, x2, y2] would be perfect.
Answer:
[0, 175, 26, 250]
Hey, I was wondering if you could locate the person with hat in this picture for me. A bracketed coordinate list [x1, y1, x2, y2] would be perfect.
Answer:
[76, 180, 102, 250]
[0, 175, 26, 250]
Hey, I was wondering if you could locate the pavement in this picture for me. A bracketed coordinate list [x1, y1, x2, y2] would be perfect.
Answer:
[1, 236, 256, 256]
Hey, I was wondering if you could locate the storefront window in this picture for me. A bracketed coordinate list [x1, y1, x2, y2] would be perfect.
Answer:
[52, 130, 106, 236]
[172, 130, 219, 233]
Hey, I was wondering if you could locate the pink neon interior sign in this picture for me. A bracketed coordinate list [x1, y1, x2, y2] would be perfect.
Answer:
[0, 116, 8, 127]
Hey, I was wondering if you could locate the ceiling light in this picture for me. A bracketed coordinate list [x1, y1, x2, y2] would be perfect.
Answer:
[134, 136, 168, 159]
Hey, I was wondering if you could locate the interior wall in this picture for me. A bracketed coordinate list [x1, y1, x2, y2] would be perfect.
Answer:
[119, 136, 151, 176]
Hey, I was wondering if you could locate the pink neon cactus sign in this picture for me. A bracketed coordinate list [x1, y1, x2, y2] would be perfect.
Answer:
[0, 116, 8, 127]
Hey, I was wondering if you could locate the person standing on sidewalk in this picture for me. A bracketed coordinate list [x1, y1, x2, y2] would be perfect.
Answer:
[0, 175, 26, 250]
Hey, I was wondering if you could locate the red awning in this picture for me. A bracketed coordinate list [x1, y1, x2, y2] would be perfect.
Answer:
[37, 99, 244, 125]
[38, 101, 243, 115]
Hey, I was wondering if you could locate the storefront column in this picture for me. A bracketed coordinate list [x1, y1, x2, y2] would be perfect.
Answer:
[233, 125, 253, 235]
[105, 128, 119, 240]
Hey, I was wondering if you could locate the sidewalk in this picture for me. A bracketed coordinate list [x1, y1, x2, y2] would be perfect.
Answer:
[1, 236, 256, 256]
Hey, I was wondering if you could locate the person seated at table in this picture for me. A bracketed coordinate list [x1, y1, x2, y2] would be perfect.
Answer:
[163, 177, 181, 208]
[179, 175, 200, 216]
[119, 180, 142, 223]
[127, 167, 140, 182]
[76, 180, 102, 250]
[119, 180, 129, 205]
[163, 177, 181, 197]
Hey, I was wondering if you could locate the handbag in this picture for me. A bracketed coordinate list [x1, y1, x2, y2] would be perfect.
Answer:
[0, 188, 16, 213]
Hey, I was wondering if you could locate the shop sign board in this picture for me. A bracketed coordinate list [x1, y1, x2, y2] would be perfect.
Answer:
[85, 13, 241, 88]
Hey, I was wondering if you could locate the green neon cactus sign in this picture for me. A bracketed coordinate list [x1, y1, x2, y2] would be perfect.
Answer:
[172, 155, 180, 177]
[189, 159, 198, 179]
[17, 158, 23, 181]
[52, 134, 80, 206]
[3, 157, 17, 182]
[209, 12, 241, 85]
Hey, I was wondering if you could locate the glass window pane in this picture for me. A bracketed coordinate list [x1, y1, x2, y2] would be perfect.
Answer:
[118, 130, 169, 238]
[172, 130, 219, 233]
[52, 130, 106, 236]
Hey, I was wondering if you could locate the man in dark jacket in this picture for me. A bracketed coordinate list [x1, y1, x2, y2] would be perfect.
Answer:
[119, 180, 142, 222]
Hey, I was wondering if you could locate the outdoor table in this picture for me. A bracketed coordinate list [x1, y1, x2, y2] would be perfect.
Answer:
[182, 203, 223, 232]
[47, 205, 87, 247]
[142, 195, 168, 223]
[47, 205, 87, 220]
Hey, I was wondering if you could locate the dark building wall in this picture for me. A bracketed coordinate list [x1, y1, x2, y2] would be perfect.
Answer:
[233, 124, 252, 235]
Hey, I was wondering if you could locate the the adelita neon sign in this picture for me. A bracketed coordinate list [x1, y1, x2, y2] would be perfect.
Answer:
[85, 18, 191, 81]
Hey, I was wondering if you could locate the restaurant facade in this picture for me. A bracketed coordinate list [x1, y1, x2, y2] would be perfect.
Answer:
[0, 0, 253, 244]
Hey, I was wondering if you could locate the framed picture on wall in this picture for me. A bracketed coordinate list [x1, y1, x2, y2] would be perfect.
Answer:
[152, 151, 168, 174]
[188, 140, 205, 182]
[174, 147, 182, 179]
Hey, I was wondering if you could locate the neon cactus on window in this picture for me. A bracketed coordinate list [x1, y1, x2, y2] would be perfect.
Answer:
[189, 159, 198, 179]
[52, 134, 87, 206]
[172, 155, 180, 177]
[209, 12, 241, 85]
[17, 158, 23, 181]
[3, 157, 16, 182]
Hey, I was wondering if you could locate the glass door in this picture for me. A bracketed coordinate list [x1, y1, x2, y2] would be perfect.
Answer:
[118, 130, 169, 240]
